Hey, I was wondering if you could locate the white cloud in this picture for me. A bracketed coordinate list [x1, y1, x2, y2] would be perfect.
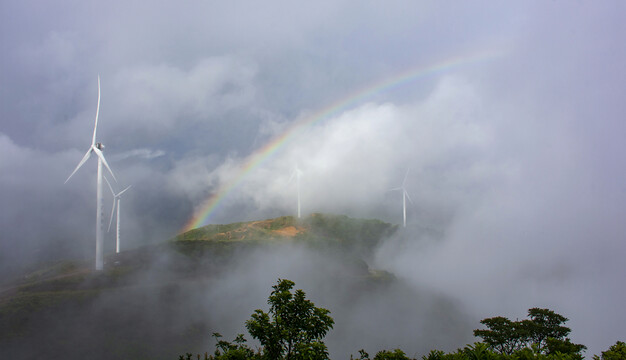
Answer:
[107, 56, 258, 133]
[197, 75, 499, 224]
[111, 148, 165, 161]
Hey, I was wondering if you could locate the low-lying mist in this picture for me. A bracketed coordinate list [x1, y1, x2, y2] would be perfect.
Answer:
[1, 231, 475, 360]
[197, 243, 474, 358]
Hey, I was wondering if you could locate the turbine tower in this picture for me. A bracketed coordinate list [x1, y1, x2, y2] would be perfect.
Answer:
[105, 177, 131, 254]
[390, 168, 412, 227]
[289, 163, 303, 218]
[65, 76, 116, 270]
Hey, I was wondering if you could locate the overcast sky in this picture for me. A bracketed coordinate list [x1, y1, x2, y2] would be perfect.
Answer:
[1, 1, 625, 355]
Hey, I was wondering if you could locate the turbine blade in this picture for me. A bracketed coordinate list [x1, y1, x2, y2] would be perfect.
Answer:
[404, 190, 413, 204]
[387, 187, 402, 192]
[91, 76, 101, 146]
[104, 175, 115, 196]
[402, 167, 410, 187]
[65, 148, 92, 183]
[288, 170, 296, 183]
[108, 198, 116, 232]
[117, 185, 132, 197]
[94, 147, 117, 182]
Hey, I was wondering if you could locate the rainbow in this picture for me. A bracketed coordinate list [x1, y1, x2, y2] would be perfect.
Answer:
[182, 50, 502, 232]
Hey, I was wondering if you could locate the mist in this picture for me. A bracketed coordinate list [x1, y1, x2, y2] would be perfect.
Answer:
[1, 239, 473, 359]
[1, 1, 625, 357]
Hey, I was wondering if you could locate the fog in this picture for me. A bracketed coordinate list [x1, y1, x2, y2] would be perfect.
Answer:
[1, 1, 625, 357]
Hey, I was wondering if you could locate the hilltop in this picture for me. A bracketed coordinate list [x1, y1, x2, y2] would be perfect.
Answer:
[175, 213, 398, 252]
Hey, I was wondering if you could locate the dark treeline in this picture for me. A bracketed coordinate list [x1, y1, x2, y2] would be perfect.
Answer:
[183, 279, 625, 360]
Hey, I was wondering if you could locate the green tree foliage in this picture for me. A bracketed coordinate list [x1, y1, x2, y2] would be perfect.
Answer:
[178, 284, 621, 360]
[421, 350, 446, 360]
[473, 308, 585, 358]
[473, 316, 523, 354]
[209, 333, 259, 360]
[351, 349, 413, 360]
[421, 343, 591, 360]
[593, 341, 626, 360]
[545, 338, 586, 360]
[463, 342, 494, 360]
[373, 349, 411, 360]
[245, 279, 334, 360]
[352, 349, 371, 360]
[524, 308, 571, 349]
[179, 333, 260, 360]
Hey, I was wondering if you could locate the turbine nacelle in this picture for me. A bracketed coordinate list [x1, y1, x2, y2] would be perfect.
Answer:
[65, 144, 116, 184]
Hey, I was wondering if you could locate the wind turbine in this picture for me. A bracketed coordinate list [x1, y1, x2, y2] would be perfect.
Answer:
[105, 177, 131, 254]
[65, 76, 116, 270]
[288, 163, 303, 218]
[390, 168, 412, 227]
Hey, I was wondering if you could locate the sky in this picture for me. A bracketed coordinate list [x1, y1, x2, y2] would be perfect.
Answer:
[1, 0, 625, 356]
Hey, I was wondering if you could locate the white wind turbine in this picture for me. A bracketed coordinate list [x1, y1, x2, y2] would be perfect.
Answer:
[65, 76, 116, 270]
[289, 163, 303, 218]
[105, 177, 131, 254]
[390, 168, 413, 227]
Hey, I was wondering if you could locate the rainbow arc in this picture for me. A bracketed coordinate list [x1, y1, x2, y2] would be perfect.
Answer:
[182, 50, 503, 232]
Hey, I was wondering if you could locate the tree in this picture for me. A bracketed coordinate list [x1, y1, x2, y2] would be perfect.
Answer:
[593, 341, 626, 360]
[209, 333, 259, 360]
[245, 279, 334, 360]
[473, 308, 584, 357]
[421, 350, 445, 360]
[373, 349, 411, 360]
[350, 349, 414, 360]
[523, 308, 571, 350]
[463, 342, 494, 360]
[544, 338, 586, 360]
[473, 316, 524, 354]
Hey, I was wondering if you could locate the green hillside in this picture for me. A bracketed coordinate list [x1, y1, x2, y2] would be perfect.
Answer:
[174, 213, 398, 255]
[177, 213, 396, 242]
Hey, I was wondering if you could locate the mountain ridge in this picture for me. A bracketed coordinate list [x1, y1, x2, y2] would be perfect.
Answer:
[175, 213, 399, 249]
[0, 213, 410, 360]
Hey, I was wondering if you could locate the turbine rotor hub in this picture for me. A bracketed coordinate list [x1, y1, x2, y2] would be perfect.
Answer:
[96, 142, 105, 150]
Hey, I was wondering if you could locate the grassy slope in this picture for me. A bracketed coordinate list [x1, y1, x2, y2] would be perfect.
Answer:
[175, 213, 397, 249]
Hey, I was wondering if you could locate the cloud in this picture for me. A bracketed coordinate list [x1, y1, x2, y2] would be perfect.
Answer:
[0, 133, 93, 270]
[110, 148, 166, 161]
[109, 57, 258, 130]
[1, 1, 625, 356]
[197, 75, 498, 226]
